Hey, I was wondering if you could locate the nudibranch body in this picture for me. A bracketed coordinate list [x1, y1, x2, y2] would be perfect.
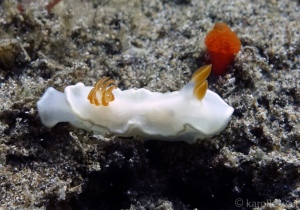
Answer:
[37, 65, 234, 144]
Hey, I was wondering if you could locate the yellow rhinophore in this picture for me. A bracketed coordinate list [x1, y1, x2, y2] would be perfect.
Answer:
[192, 64, 211, 100]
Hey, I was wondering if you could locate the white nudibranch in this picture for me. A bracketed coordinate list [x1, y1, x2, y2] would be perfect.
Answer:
[37, 65, 234, 143]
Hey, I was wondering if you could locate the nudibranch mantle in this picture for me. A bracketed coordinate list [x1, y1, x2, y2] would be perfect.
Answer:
[37, 65, 234, 144]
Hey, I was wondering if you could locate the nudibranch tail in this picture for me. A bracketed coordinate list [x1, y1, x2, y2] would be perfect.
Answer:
[191, 65, 211, 100]
[87, 77, 117, 106]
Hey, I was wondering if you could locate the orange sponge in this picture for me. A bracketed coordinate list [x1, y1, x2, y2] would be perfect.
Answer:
[205, 22, 241, 75]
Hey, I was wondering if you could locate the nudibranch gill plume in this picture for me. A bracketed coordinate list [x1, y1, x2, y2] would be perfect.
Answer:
[37, 65, 234, 143]
[87, 77, 117, 106]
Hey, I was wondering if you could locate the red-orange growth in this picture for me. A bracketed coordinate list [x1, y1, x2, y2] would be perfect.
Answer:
[205, 22, 241, 75]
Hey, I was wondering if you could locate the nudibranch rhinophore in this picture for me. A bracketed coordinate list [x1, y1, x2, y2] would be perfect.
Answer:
[37, 65, 234, 144]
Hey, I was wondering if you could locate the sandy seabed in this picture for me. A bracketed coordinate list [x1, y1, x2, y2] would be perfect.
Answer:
[0, 0, 300, 209]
